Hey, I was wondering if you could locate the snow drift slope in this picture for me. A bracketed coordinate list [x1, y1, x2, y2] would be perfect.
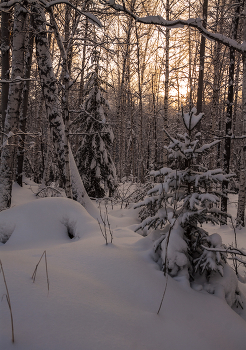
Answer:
[0, 197, 98, 248]
[0, 197, 246, 350]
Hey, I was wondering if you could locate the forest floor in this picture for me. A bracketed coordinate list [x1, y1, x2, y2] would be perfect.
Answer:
[0, 179, 246, 350]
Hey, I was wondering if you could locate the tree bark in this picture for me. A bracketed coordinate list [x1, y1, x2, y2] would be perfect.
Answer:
[163, 0, 170, 166]
[221, 0, 241, 216]
[33, 4, 71, 196]
[236, 1, 246, 227]
[1, 1, 10, 139]
[16, 14, 34, 187]
[0, 4, 26, 209]
[196, 0, 208, 117]
[79, 17, 89, 105]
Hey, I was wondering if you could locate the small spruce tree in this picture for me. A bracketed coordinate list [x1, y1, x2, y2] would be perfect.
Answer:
[134, 108, 242, 307]
[76, 51, 117, 198]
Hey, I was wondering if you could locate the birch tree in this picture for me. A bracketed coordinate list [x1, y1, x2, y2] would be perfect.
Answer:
[236, 1, 246, 227]
[16, 14, 34, 187]
[32, 4, 72, 197]
[1, 0, 10, 139]
[0, 4, 26, 209]
[221, 0, 241, 216]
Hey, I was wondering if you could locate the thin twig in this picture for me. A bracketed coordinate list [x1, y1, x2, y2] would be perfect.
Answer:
[157, 274, 169, 315]
[32, 251, 50, 292]
[230, 216, 238, 275]
[97, 218, 108, 244]
[157, 160, 185, 315]
[201, 245, 246, 256]
[44, 252, 50, 292]
[99, 202, 108, 243]
[105, 204, 113, 243]
[0, 259, 15, 343]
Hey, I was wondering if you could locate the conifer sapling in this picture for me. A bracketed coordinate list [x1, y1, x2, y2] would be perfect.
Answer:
[134, 107, 242, 307]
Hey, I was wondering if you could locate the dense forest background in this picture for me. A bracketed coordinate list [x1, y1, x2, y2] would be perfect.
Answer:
[0, 0, 246, 223]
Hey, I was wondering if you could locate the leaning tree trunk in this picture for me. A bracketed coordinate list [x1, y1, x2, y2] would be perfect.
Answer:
[33, 4, 97, 215]
[0, 4, 26, 210]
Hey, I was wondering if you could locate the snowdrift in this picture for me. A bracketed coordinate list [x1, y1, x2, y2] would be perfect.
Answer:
[0, 195, 246, 350]
[0, 197, 98, 248]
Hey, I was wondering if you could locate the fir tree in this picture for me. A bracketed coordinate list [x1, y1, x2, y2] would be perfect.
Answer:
[76, 51, 117, 198]
[134, 108, 242, 307]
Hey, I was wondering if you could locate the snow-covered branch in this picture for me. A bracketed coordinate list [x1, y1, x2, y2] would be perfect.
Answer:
[45, 1, 102, 27]
[214, 134, 246, 140]
[0, 0, 20, 10]
[69, 132, 110, 136]
[0, 77, 34, 83]
[102, 0, 245, 54]
[201, 245, 246, 257]
[0, 1, 102, 27]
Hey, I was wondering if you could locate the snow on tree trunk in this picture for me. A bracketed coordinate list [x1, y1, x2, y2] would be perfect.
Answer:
[50, 8, 73, 199]
[236, 3, 246, 227]
[16, 14, 34, 187]
[1, 0, 10, 140]
[236, 145, 246, 227]
[221, 0, 241, 216]
[163, 0, 170, 167]
[0, 4, 26, 210]
[69, 146, 99, 219]
[196, 0, 208, 118]
[33, 4, 97, 214]
[33, 4, 72, 198]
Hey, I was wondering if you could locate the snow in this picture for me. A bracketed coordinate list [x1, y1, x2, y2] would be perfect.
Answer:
[138, 15, 184, 29]
[182, 108, 204, 131]
[0, 185, 246, 349]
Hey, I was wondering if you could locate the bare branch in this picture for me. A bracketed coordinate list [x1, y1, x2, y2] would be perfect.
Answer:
[102, 0, 245, 54]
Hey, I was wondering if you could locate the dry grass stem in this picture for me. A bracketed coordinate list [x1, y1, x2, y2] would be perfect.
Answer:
[97, 218, 108, 245]
[105, 205, 113, 243]
[97, 202, 113, 245]
[0, 259, 15, 343]
[157, 273, 169, 315]
[32, 250, 50, 292]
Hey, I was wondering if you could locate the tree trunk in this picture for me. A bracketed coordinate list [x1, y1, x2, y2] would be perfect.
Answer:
[1, 1, 10, 140]
[237, 144, 246, 227]
[236, 1, 246, 227]
[196, 0, 208, 132]
[79, 17, 89, 105]
[16, 14, 34, 187]
[135, 23, 144, 182]
[163, 0, 170, 166]
[221, 0, 241, 216]
[33, 4, 71, 195]
[0, 4, 26, 209]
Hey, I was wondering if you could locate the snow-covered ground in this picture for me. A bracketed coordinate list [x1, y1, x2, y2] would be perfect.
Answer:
[1, 180, 246, 350]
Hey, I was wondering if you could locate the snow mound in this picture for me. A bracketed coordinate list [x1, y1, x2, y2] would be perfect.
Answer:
[0, 197, 98, 248]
